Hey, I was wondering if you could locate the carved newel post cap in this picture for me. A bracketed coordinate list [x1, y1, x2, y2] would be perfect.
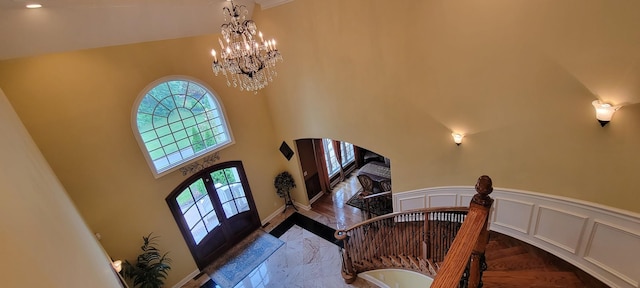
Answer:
[472, 175, 493, 207]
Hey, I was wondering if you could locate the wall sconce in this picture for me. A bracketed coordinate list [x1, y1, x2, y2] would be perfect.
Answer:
[111, 260, 122, 273]
[592, 100, 621, 127]
[452, 133, 464, 146]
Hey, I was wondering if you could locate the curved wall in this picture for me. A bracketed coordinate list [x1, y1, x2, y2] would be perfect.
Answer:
[394, 186, 640, 288]
[360, 269, 434, 288]
[256, 0, 640, 215]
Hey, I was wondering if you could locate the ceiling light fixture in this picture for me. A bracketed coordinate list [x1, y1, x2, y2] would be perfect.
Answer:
[211, 0, 282, 93]
[26, 3, 42, 8]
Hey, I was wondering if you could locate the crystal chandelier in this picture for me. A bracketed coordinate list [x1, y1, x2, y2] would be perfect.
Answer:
[211, 0, 283, 93]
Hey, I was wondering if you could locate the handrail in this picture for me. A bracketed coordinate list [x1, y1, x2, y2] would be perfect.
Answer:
[431, 175, 494, 288]
[361, 191, 392, 220]
[335, 207, 470, 283]
[340, 206, 469, 232]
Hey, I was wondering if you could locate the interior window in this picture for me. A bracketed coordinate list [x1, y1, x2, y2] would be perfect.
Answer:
[323, 139, 355, 176]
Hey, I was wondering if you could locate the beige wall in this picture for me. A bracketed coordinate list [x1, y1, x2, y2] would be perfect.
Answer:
[256, 0, 640, 213]
[2, 0, 640, 286]
[0, 35, 288, 286]
[0, 88, 122, 287]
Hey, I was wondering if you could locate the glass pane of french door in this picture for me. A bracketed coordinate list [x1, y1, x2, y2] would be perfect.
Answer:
[211, 167, 250, 218]
[166, 161, 260, 269]
[175, 178, 221, 244]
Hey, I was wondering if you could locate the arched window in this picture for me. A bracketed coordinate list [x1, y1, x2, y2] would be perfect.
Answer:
[133, 77, 234, 178]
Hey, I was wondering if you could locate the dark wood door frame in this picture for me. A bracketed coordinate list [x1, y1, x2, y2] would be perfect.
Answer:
[166, 161, 260, 269]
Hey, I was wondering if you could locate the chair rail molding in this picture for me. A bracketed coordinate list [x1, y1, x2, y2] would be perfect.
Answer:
[393, 186, 640, 288]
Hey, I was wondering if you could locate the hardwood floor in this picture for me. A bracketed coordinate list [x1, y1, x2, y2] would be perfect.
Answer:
[484, 232, 608, 288]
[310, 173, 608, 288]
[310, 172, 366, 229]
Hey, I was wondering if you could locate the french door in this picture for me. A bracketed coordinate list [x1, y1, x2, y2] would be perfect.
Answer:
[166, 161, 260, 269]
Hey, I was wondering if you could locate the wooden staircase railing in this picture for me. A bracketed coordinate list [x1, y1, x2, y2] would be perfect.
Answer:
[335, 175, 494, 288]
[431, 175, 493, 287]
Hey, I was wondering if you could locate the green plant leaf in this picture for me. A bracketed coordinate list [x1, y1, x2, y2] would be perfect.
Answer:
[120, 233, 172, 288]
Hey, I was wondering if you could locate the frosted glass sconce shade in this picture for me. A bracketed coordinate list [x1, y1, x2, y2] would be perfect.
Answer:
[112, 260, 122, 273]
[592, 100, 621, 127]
[452, 133, 464, 146]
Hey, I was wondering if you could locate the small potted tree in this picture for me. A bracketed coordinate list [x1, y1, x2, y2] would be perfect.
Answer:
[274, 171, 297, 211]
[121, 233, 172, 288]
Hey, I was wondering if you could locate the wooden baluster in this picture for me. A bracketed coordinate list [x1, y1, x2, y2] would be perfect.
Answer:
[360, 228, 365, 266]
[468, 219, 489, 287]
[423, 212, 428, 261]
[382, 219, 387, 264]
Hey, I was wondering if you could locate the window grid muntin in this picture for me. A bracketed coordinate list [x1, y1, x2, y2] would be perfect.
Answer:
[212, 168, 248, 218]
[323, 139, 355, 177]
[175, 179, 220, 245]
[341, 142, 355, 165]
[136, 79, 231, 174]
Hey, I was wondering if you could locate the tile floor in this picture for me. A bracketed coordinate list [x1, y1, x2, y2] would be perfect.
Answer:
[181, 208, 378, 288]
[180, 172, 377, 288]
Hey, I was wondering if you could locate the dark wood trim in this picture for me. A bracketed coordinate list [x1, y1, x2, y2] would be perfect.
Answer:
[165, 161, 260, 269]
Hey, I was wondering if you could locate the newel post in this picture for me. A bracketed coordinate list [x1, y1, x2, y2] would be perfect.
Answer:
[467, 175, 494, 288]
[335, 230, 356, 283]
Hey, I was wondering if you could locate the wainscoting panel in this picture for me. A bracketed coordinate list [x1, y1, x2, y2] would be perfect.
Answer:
[459, 194, 473, 207]
[428, 194, 457, 207]
[492, 198, 534, 234]
[584, 221, 640, 287]
[393, 186, 640, 288]
[397, 194, 427, 211]
[534, 206, 587, 254]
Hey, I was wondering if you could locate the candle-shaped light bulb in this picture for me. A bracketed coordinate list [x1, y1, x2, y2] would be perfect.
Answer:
[272, 39, 277, 50]
[211, 49, 217, 62]
[259, 31, 264, 42]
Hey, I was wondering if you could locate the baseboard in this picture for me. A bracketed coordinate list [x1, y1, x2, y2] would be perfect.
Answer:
[171, 269, 201, 288]
[293, 200, 311, 210]
[260, 199, 312, 227]
[308, 191, 324, 205]
[260, 205, 286, 226]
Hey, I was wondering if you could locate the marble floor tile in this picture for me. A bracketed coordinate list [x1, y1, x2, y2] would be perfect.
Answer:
[182, 174, 378, 288]
[187, 221, 378, 288]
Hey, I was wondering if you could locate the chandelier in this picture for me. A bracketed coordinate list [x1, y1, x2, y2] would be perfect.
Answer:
[211, 1, 283, 93]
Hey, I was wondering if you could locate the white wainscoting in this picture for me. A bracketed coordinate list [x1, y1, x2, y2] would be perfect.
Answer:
[393, 186, 640, 288]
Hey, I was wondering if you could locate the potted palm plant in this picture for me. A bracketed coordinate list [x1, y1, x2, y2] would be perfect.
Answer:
[121, 233, 172, 288]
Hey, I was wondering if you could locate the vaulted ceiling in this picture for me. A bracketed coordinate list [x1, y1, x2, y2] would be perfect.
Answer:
[0, 0, 287, 60]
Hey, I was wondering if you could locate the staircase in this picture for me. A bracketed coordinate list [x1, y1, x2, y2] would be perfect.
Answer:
[338, 175, 610, 288]
[483, 231, 608, 288]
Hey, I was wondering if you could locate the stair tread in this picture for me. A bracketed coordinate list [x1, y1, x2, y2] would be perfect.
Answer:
[483, 271, 584, 287]
[485, 245, 529, 259]
[487, 254, 557, 271]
